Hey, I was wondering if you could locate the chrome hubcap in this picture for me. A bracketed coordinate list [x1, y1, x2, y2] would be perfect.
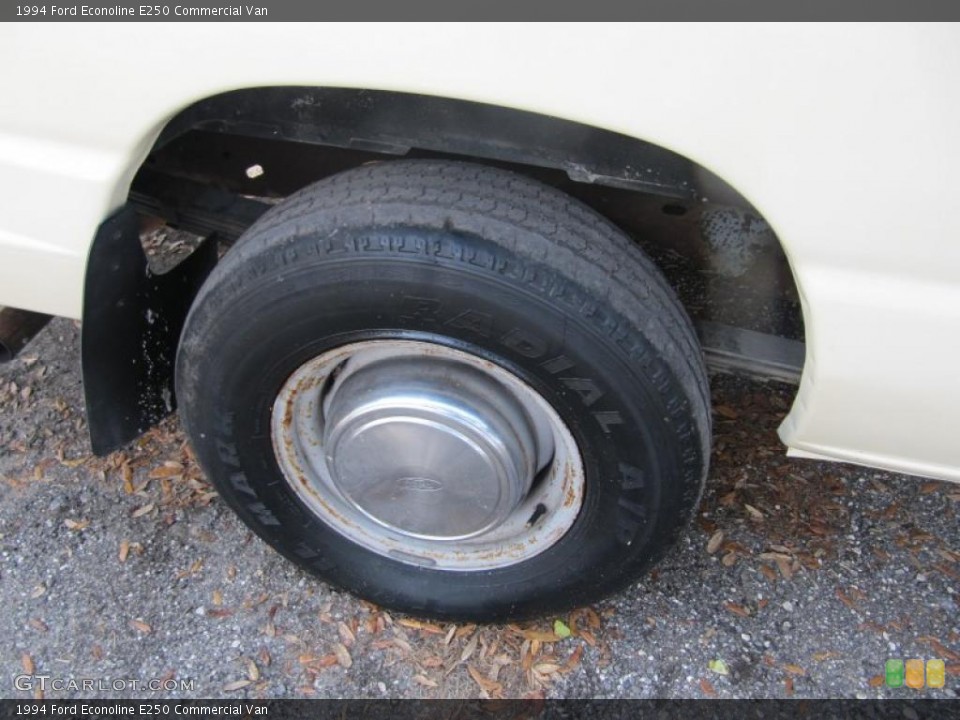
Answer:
[324, 356, 548, 539]
[271, 340, 584, 571]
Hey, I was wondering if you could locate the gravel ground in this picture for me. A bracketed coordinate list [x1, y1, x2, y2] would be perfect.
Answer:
[1, 318, 958, 701]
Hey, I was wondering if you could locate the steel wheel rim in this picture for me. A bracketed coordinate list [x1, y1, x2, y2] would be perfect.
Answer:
[270, 339, 585, 571]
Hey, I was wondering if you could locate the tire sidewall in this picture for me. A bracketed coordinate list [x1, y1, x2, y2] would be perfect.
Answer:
[180, 226, 703, 620]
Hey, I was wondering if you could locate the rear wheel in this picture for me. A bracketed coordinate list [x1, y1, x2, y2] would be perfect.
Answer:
[176, 160, 710, 621]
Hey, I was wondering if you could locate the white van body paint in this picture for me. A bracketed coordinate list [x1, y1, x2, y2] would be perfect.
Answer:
[1, 23, 958, 482]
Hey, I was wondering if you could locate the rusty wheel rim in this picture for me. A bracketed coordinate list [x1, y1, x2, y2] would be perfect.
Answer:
[270, 340, 585, 571]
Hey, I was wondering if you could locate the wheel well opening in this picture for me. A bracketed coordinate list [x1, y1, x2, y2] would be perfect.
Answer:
[128, 86, 805, 385]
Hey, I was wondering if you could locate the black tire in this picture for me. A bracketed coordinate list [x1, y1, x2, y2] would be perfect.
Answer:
[176, 160, 710, 622]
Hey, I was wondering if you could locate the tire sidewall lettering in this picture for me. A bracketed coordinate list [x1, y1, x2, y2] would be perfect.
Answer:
[214, 235, 670, 560]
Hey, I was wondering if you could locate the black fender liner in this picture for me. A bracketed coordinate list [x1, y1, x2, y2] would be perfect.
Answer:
[81, 205, 218, 456]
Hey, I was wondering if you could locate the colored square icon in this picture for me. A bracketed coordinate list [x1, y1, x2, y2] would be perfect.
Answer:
[905, 659, 925, 689]
[885, 658, 904, 687]
[927, 659, 945, 689]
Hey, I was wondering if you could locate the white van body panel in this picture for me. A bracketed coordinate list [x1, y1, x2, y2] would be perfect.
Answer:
[1, 23, 959, 481]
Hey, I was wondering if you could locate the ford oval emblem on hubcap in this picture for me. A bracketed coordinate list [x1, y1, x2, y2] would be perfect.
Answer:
[397, 476, 443, 492]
